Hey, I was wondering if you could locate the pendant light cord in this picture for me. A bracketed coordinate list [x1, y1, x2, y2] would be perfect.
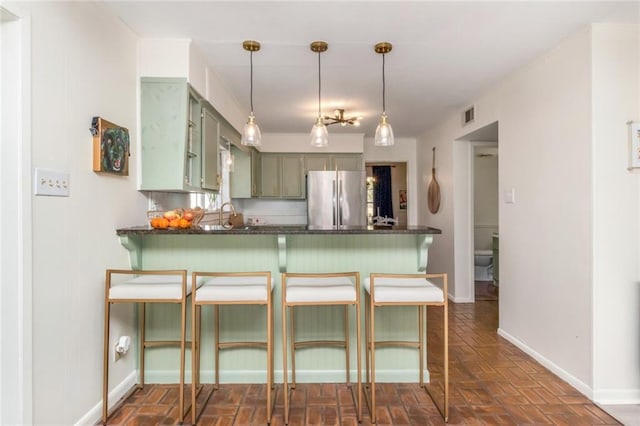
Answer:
[250, 50, 254, 114]
[317, 51, 322, 117]
[382, 53, 386, 114]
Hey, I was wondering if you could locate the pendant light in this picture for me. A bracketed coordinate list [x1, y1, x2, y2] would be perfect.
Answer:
[374, 42, 394, 147]
[241, 40, 262, 147]
[310, 41, 329, 148]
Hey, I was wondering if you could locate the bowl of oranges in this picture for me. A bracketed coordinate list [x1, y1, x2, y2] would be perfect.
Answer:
[148, 207, 204, 229]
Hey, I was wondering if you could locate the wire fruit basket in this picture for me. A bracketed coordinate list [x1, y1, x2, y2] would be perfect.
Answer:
[148, 207, 204, 229]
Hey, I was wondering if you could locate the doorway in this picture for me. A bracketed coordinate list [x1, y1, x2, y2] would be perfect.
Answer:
[453, 121, 498, 303]
[472, 144, 498, 301]
[365, 162, 408, 226]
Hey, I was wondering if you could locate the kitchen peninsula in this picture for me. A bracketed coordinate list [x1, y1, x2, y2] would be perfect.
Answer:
[115, 224, 442, 384]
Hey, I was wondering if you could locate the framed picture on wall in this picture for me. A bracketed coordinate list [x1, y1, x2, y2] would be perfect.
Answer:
[399, 189, 407, 209]
[628, 121, 640, 170]
[90, 116, 130, 175]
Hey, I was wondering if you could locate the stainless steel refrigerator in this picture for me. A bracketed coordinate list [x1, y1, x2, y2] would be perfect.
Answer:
[307, 170, 367, 229]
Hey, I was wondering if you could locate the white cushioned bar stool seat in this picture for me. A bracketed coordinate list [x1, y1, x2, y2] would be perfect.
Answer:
[102, 269, 197, 424]
[281, 272, 362, 425]
[364, 273, 449, 424]
[190, 272, 275, 425]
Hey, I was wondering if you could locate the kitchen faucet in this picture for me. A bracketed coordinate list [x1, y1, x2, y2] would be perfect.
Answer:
[220, 201, 237, 229]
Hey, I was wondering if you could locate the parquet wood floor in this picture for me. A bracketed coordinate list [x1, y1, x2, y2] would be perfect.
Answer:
[102, 301, 621, 425]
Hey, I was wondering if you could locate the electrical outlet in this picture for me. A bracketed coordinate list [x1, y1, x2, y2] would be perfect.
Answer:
[33, 168, 70, 196]
[113, 341, 123, 363]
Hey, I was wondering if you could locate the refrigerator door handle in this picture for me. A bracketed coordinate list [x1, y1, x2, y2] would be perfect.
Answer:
[332, 179, 337, 227]
[337, 179, 343, 227]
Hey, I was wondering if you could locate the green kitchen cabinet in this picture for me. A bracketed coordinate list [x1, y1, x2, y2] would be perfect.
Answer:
[304, 153, 363, 172]
[251, 149, 261, 197]
[140, 77, 219, 192]
[258, 154, 304, 198]
[331, 154, 363, 171]
[304, 155, 331, 171]
[281, 155, 304, 197]
[230, 145, 252, 198]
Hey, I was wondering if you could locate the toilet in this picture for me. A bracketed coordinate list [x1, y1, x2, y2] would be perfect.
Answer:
[474, 249, 493, 281]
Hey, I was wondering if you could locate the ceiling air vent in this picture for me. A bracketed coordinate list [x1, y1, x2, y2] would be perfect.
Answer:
[462, 105, 475, 126]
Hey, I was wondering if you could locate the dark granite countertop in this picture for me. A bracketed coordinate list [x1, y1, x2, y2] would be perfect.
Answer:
[116, 224, 442, 236]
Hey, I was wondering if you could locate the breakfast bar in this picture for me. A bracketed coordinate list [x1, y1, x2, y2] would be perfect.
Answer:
[115, 225, 441, 384]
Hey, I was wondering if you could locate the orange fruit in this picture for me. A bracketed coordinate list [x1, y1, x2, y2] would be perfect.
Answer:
[169, 219, 180, 228]
[179, 218, 191, 228]
[150, 218, 160, 228]
[158, 218, 169, 229]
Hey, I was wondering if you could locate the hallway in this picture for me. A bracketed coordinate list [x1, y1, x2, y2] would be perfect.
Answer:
[103, 301, 620, 425]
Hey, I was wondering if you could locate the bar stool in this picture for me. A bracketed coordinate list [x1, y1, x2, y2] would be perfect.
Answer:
[190, 271, 275, 425]
[281, 272, 362, 425]
[102, 269, 195, 424]
[364, 273, 449, 423]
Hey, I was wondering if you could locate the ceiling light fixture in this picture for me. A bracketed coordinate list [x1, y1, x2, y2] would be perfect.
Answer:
[310, 41, 329, 148]
[324, 109, 361, 127]
[241, 40, 262, 147]
[374, 42, 394, 147]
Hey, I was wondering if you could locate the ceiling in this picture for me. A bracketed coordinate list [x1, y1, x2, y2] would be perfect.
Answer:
[103, 1, 638, 138]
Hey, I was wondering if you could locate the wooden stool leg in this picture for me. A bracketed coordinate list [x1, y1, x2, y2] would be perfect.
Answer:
[355, 299, 362, 422]
[371, 300, 377, 424]
[344, 305, 350, 384]
[140, 302, 146, 387]
[419, 305, 424, 386]
[179, 298, 186, 421]
[282, 298, 289, 424]
[191, 301, 198, 425]
[290, 306, 297, 388]
[266, 301, 273, 422]
[214, 305, 220, 388]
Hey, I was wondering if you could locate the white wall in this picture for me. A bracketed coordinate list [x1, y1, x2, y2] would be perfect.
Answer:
[420, 22, 640, 401]
[5, 2, 147, 424]
[591, 23, 640, 403]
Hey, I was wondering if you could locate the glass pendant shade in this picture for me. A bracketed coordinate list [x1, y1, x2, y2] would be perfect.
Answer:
[374, 113, 394, 146]
[241, 113, 261, 147]
[310, 116, 329, 147]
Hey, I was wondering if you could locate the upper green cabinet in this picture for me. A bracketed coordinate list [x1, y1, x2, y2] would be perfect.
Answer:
[140, 77, 219, 192]
[258, 153, 305, 199]
[304, 153, 363, 172]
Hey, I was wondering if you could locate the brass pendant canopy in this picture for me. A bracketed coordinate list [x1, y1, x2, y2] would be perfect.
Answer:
[243, 40, 261, 52]
[374, 42, 392, 55]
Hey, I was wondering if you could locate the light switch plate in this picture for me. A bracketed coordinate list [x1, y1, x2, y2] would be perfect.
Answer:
[34, 168, 70, 197]
[504, 188, 515, 204]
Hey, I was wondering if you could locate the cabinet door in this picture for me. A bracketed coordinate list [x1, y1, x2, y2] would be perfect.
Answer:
[140, 78, 190, 191]
[251, 149, 260, 197]
[230, 145, 252, 198]
[305, 154, 330, 172]
[331, 154, 363, 171]
[282, 155, 304, 198]
[260, 155, 281, 197]
[201, 102, 220, 191]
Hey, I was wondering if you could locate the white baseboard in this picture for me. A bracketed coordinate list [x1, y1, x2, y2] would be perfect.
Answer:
[451, 295, 474, 303]
[593, 389, 640, 404]
[74, 371, 136, 426]
[497, 328, 593, 398]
